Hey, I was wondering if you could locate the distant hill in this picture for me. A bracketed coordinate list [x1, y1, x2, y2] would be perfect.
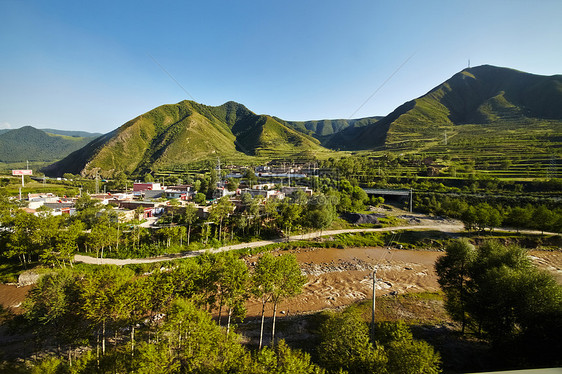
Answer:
[43, 101, 330, 177]
[278, 116, 382, 147]
[338, 65, 562, 150]
[0, 126, 100, 163]
[41, 129, 103, 138]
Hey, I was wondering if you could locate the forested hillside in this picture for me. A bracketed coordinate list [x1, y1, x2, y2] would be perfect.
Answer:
[0, 126, 99, 162]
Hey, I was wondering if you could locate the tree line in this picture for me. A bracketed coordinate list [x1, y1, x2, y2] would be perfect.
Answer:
[11, 251, 308, 372]
[416, 195, 562, 233]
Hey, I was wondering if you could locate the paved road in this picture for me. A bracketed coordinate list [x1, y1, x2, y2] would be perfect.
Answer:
[73, 223, 465, 266]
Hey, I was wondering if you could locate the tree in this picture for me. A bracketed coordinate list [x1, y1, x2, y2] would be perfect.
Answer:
[79, 267, 133, 358]
[374, 321, 441, 374]
[317, 308, 387, 373]
[436, 240, 562, 366]
[193, 192, 206, 205]
[243, 168, 258, 188]
[144, 173, 154, 183]
[304, 194, 336, 234]
[533, 205, 554, 234]
[42, 220, 84, 268]
[116, 277, 152, 356]
[179, 203, 198, 246]
[252, 340, 325, 374]
[386, 337, 441, 374]
[461, 206, 477, 231]
[252, 253, 276, 349]
[506, 206, 531, 232]
[216, 253, 249, 333]
[23, 270, 85, 361]
[159, 298, 249, 372]
[209, 197, 234, 242]
[278, 199, 303, 240]
[226, 177, 239, 192]
[269, 254, 307, 345]
[435, 239, 475, 333]
[5, 210, 40, 266]
[74, 194, 102, 229]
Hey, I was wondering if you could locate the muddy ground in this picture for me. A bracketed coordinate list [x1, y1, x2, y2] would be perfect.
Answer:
[0, 245, 561, 372]
[243, 246, 562, 318]
[1, 247, 561, 317]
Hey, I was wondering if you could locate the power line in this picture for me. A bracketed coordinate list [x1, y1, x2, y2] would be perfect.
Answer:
[349, 52, 416, 119]
[148, 53, 196, 101]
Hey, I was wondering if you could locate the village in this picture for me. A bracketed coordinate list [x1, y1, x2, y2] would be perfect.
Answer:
[19, 165, 318, 227]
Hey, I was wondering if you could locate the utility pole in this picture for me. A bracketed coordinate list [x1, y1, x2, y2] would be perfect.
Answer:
[217, 157, 221, 183]
[371, 267, 377, 342]
[409, 189, 413, 213]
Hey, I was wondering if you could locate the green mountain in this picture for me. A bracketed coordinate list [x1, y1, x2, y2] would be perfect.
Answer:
[41, 65, 562, 177]
[278, 116, 382, 147]
[0, 126, 100, 163]
[43, 101, 329, 177]
[338, 65, 562, 150]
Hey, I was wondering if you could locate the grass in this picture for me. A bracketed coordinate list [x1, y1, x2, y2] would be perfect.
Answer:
[0, 262, 27, 284]
[1, 180, 79, 197]
[351, 291, 451, 325]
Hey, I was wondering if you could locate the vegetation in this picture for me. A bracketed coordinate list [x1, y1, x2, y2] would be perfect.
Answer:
[3, 251, 317, 373]
[0, 126, 98, 163]
[436, 239, 562, 367]
[316, 307, 441, 373]
[43, 100, 332, 178]
[0, 64, 561, 373]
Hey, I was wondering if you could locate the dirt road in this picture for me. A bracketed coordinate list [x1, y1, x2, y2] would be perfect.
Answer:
[74, 223, 465, 266]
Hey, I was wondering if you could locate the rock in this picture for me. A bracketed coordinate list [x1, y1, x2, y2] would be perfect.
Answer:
[18, 270, 41, 287]
[342, 213, 381, 224]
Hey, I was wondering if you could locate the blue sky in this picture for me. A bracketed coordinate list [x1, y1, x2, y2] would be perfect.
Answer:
[1, 0, 561, 134]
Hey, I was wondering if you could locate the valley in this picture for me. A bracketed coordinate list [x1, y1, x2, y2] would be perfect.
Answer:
[0, 64, 561, 373]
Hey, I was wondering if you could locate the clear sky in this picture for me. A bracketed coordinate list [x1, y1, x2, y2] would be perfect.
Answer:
[1, 0, 561, 134]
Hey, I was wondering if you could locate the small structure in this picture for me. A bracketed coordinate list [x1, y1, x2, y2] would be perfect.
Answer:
[281, 186, 313, 196]
[133, 182, 161, 192]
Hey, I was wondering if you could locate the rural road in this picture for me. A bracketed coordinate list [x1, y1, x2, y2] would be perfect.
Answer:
[74, 223, 466, 266]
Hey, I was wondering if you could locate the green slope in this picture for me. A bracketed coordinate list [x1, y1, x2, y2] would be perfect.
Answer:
[278, 116, 382, 147]
[340, 65, 562, 150]
[41, 129, 103, 138]
[43, 101, 331, 177]
[0, 126, 98, 163]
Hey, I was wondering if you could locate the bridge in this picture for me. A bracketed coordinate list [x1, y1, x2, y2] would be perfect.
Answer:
[362, 188, 413, 212]
[362, 188, 411, 197]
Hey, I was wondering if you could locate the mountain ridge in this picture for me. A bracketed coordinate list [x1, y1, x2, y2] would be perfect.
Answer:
[339, 65, 562, 150]
[0, 126, 100, 163]
[43, 100, 329, 177]
[40, 64, 562, 176]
